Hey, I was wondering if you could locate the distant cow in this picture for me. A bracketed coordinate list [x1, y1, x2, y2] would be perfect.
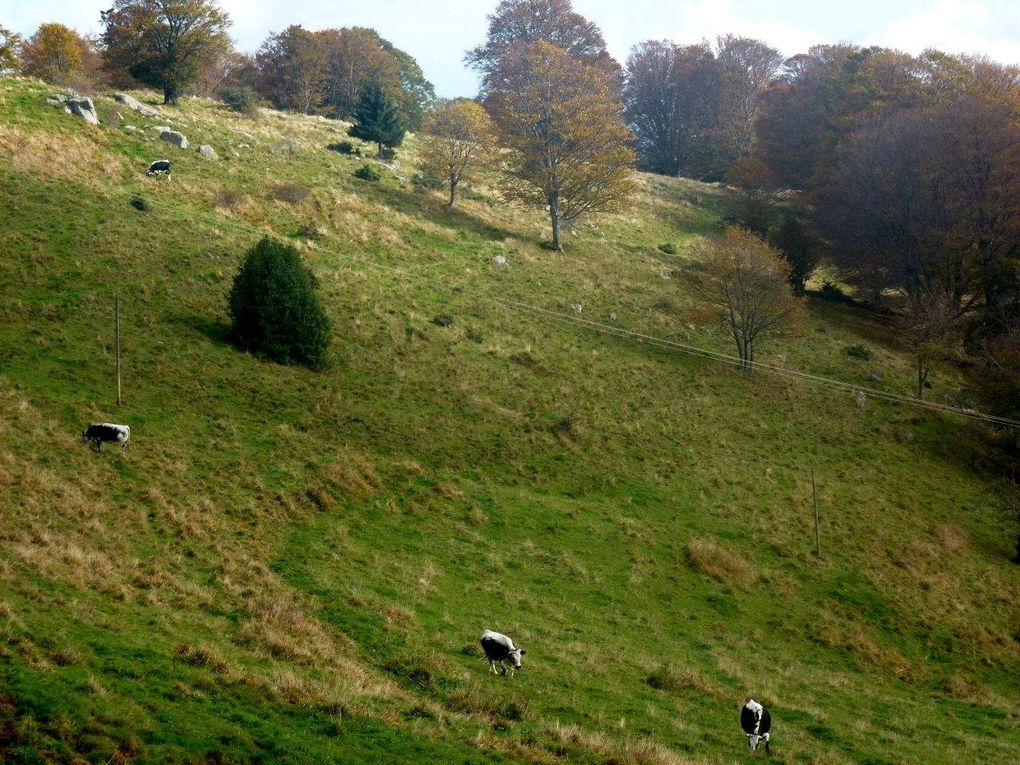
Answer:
[145, 159, 171, 178]
[480, 629, 526, 676]
[741, 699, 772, 754]
[81, 422, 131, 451]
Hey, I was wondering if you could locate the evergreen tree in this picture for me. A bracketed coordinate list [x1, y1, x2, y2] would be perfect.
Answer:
[228, 237, 331, 369]
[349, 82, 405, 155]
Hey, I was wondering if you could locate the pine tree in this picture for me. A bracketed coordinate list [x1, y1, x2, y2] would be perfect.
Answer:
[349, 82, 405, 156]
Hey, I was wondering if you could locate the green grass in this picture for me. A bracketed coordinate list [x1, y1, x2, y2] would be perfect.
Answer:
[0, 76, 1018, 764]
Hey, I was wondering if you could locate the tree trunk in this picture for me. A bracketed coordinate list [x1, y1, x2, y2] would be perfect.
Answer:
[163, 82, 178, 106]
[549, 194, 562, 251]
[448, 177, 457, 208]
[917, 359, 928, 399]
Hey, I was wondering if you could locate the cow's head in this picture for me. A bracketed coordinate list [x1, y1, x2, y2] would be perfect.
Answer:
[747, 732, 769, 752]
[509, 646, 526, 669]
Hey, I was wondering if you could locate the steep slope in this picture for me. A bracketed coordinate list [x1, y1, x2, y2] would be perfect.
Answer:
[0, 77, 1018, 764]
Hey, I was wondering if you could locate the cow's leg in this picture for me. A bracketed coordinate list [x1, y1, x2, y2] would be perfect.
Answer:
[95, 439, 102, 452]
[488, 659, 497, 674]
[500, 662, 508, 676]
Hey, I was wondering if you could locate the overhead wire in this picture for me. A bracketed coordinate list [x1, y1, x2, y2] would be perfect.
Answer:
[126, 186, 1020, 430]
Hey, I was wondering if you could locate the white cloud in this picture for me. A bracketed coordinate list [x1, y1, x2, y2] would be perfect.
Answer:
[873, 0, 1020, 63]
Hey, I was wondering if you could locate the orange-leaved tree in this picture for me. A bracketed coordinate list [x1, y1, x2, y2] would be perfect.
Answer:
[487, 40, 634, 251]
[419, 98, 497, 208]
[695, 227, 804, 372]
[20, 23, 85, 85]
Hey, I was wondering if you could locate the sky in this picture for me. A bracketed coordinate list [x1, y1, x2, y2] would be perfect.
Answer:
[3, 0, 1020, 97]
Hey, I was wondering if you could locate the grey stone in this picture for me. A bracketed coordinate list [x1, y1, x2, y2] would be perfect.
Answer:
[151, 125, 172, 134]
[867, 372, 883, 383]
[492, 255, 507, 266]
[198, 144, 218, 160]
[67, 97, 99, 125]
[159, 130, 189, 149]
[123, 125, 137, 132]
[570, 303, 583, 314]
[112, 91, 160, 118]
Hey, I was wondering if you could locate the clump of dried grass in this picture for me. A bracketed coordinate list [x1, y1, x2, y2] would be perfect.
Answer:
[684, 538, 754, 587]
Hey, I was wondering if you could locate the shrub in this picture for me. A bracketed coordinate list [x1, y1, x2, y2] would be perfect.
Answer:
[378, 146, 397, 160]
[220, 85, 259, 115]
[215, 187, 247, 210]
[432, 313, 453, 327]
[658, 243, 678, 255]
[228, 237, 331, 369]
[327, 140, 358, 155]
[846, 343, 872, 360]
[818, 280, 854, 304]
[130, 193, 150, 212]
[272, 182, 311, 204]
[412, 171, 443, 192]
[354, 164, 380, 182]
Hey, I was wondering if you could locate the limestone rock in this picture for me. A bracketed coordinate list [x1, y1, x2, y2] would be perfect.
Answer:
[112, 92, 159, 118]
[67, 97, 99, 125]
[159, 130, 189, 149]
[198, 144, 218, 160]
[492, 255, 507, 266]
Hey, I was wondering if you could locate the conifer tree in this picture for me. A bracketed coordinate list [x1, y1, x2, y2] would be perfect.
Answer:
[349, 82, 405, 156]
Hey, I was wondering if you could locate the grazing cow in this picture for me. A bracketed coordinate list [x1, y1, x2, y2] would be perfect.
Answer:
[480, 629, 526, 676]
[145, 159, 172, 178]
[741, 699, 772, 754]
[81, 422, 131, 452]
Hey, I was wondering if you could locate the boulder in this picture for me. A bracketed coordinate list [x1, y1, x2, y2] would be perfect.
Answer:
[570, 303, 583, 315]
[67, 97, 99, 125]
[112, 91, 159, 118]
[492, 255, 507, 266]
[45, 93, 68, 106]
[159, 130, 189, 149]
[198, 144, 218, 161]
[151, 125, 172, 134]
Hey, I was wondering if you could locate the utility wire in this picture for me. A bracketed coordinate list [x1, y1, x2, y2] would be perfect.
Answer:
[128, 189, 1020, 430]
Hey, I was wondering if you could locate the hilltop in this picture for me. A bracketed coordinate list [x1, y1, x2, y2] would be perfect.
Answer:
[0, 77, 1018, 764]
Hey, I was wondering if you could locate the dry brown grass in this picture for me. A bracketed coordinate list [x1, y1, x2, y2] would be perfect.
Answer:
[684, 538, 755, 587]
[644, 663, 724, 698]
[317, 448, 381, 500]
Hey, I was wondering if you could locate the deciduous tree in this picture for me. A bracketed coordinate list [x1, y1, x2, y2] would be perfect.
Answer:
[256, 25, 327, 114]
[20, 23, 84, 85]
[0, 26, 22, 72]
[419, 98, 497, 208]
[101, 0, 230, 105]
[467, 0, 618, 97]
[695, 227, 803, 371]
[487, 41, 634, 251]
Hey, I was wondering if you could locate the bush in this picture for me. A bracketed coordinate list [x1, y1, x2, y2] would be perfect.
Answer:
[130, 193, 150, 212]
[220, 85, 259, 115]
[658, 243, 678, 255]
[432, 313, 453, 327]
[412, 172, 443, 192]
[354, 164, 381, 182]
[272, 182, 311, 204]
[818, 280, 854, 304]
[378, 146, 397, 160]
[846, 343, 873, 360]
[327, 140, 358, 156]
[215, 187, 247, 210]
[228, 237, 331, 369]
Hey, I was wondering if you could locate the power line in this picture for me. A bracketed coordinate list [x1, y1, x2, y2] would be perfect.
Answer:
[130, 189, 1020, 430]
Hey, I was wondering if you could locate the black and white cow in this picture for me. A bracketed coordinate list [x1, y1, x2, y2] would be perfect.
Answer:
[145, 159, 172, 178]
[81, 422, 131, 451]
[480, 629, 526, 676]
[741, 699, 772, 754]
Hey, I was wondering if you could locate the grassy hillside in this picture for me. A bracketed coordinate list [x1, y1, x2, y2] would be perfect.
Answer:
[0, 77, 1018, 765]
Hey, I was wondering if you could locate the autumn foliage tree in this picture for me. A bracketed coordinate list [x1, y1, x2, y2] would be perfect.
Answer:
[488, 41, 634, 251]
[0, 26, 23, 72]
[695, 227, 804, 371]
[467, 0, 619, 97]
[256, 25, 327, 114]
[419, 99, 497, 208]
[101, 0, 231, 105]
[19, 23, 86, 85]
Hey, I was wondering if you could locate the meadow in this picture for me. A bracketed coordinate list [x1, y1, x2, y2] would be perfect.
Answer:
[0, 77, 1017, 764]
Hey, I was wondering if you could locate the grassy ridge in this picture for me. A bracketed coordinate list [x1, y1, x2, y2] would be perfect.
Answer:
[0, 77, 1018, 764]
